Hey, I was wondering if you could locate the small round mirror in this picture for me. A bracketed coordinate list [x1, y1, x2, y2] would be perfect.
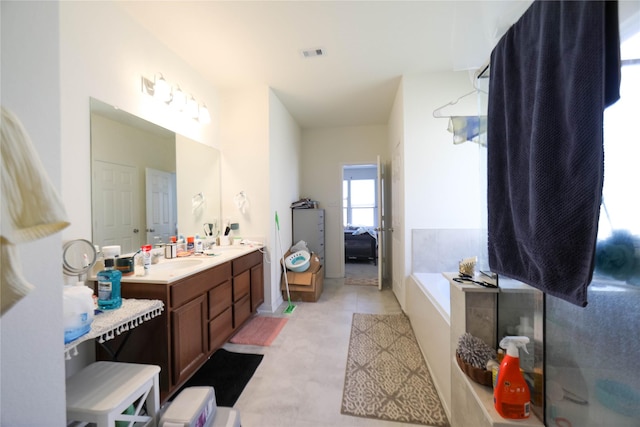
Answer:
[62, 239, 97, 277]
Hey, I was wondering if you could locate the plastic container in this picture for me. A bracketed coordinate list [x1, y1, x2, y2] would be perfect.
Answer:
[63, 284, 95, 343]
[165, 243, 177, 259]
[96, 258, 122, 310]
[142, 244, 152, 275]
[486, 359, 499, 389]
[494, 336, 530, 419]
[115, 256, 134, 275]
[159, 386, 217, 427]
[285, 250, 310, 272]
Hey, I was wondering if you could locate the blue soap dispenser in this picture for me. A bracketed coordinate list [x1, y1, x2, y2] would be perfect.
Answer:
[96, 257, 122, 310]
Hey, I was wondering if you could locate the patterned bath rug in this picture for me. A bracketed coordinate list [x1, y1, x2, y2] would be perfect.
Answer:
[341, 313, 450, 426]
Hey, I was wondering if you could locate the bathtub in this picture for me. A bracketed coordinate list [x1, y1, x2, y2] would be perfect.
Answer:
[407, 273, 452, 419]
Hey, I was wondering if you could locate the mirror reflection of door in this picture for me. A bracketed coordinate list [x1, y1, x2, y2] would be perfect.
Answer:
[342, 163, 381, 288]
[145, 168, 177, 245]
[92, 160, 141, 253]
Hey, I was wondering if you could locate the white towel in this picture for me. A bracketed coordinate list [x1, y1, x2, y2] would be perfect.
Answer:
[1, 107, 70, 314]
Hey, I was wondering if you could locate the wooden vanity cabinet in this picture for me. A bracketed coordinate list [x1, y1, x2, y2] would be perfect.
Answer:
[171, 294, 207, 385]
[232, 250, 264, 317]
[96, 249, 264, 402]
[231, 250, 264, 326]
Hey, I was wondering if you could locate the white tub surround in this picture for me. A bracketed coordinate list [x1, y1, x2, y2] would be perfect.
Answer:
[446, 273, 544, 427]
[407, 273, 451, 419]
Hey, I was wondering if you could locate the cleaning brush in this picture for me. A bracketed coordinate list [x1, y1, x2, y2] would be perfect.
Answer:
[456, 332, 496, 369]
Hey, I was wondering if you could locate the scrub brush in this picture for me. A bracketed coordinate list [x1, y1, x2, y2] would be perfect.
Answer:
[456, 332, 496, 369]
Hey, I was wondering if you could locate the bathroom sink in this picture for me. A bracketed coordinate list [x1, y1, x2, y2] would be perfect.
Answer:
[204, 246, 245, 255]
[152, 259, 203, 271]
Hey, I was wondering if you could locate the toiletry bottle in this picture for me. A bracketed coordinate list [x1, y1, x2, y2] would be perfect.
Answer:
[486, 359, 500, 389]
[494, 336, 530, 419]
[96, 258, 122, 310]
[187, 236, 195, 252]
[134, 251, 145, 276]
[177, 234, 186, 253]
[142, 244, 152, 275]
[194, 234, 203, 253]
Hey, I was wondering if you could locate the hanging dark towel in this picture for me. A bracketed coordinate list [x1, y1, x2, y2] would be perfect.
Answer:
[487, 0, 620, 307]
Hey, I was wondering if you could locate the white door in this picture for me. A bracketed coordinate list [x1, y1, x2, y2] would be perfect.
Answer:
[391, 140, 404, 306]
[92, 161, 141, 254]
[145, 168, 176, 245]
[376, 155, 384, 290]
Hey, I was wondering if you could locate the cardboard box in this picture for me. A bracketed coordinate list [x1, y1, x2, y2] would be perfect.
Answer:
[281, 251, 324, 302]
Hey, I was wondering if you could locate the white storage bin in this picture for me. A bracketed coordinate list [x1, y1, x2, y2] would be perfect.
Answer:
[160, 387, 241, 427]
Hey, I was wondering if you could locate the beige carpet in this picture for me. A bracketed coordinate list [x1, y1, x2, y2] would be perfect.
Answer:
[345, 261, 378, 286]
[341, 313, 450, 426]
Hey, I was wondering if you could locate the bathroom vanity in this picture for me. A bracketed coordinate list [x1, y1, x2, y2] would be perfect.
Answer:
[91, 246, 264, 402]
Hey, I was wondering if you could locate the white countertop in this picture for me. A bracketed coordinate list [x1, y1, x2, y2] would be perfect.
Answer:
[89, 244, 264, 285]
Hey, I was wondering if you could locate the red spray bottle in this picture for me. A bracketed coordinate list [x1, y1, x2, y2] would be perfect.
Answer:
[494, 336, 530, 419]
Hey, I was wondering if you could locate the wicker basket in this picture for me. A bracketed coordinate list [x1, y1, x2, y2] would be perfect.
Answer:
[456, 353, 492, 387]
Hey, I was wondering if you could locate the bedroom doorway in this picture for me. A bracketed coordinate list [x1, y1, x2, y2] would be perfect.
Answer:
[342, 159, 383, 289]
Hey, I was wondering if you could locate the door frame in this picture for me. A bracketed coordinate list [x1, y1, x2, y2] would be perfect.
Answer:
[340, 161, 387, 288]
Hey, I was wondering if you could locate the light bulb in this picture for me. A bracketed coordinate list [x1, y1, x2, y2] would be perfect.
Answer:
[186, 96, 199, 120]
[171, 85, 186, 111]
[153, 74, 171, 103]
[199, 103, 211, 124]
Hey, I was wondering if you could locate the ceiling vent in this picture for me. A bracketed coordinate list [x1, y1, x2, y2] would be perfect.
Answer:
[301, 47, 326, 58]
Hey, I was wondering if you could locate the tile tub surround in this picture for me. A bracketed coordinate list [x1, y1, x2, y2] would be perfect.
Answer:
[412, 229, 486, 274]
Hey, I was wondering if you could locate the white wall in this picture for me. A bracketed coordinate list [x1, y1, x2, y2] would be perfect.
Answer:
[390, 71, 483, 308]
[268, 90, 302, 310]
[1, 2, 67, 425]
[218, 86, 301, 312]
[300, 125, 388, 278]
[176, 135, 222, 239]
[403, 71, 482, 228]
[218, 86, 270, 242]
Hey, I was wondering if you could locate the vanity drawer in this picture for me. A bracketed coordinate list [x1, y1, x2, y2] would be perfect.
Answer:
[233, 270, 250, 302]
[208, 307, 233, 351]
[233, 294, 251, 328]
[208, 280, 232, 319]
[232, 250, 261, 275]
[171, 262, 231, 308]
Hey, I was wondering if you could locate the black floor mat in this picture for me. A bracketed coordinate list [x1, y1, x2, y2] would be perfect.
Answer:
[173, 348, 263, 407]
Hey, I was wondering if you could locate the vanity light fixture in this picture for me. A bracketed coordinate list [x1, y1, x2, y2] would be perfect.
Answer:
[186, 95, 199, 120]
[170, 85, 186, 111]
[153, 73, 172, 103]
[140, 73, 211, 124]
[199, 103, 211, 124]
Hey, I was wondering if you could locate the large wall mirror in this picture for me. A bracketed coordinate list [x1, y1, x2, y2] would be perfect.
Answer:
[90, 98, 221, 254]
